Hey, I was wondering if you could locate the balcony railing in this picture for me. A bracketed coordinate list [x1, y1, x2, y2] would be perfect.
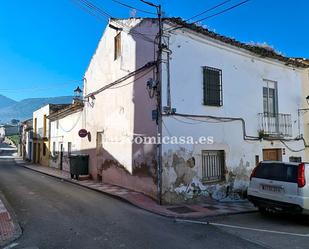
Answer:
[258, 113, 292, 137]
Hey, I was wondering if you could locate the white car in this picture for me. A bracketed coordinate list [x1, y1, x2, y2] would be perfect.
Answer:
[248, 161, 309, 215]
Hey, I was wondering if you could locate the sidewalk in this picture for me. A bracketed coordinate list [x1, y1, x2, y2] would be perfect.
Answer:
[0, 193, 21, 247]
[15, 158, 257, 219]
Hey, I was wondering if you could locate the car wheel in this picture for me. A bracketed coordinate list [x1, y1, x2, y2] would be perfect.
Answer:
[258, 207, 268, 215]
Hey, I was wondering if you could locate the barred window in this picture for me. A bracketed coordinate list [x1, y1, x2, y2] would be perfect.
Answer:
[202, 150, 225, 182]
[203, 66, 223, 106]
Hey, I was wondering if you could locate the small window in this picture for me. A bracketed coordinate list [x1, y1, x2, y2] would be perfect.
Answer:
[114, 33, 121, 60]
[68, 142, 72, 155]
[203, 66, 223, 106]
[289, 156, 302, 163]
[202, 150, 225, 182]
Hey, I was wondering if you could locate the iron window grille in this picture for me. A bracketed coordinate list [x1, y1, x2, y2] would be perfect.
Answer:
[202, 150, 225, 182]
[203, 66, 223, 106]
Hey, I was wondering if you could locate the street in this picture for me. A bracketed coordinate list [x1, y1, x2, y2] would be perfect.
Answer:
[0, 143, 264, 249]
[1, 144, 309, 249]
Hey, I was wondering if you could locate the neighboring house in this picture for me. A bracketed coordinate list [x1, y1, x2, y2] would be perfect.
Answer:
[0, 126, 5, 142]
[0, 124, 19, 137]
[47, 101, 84, 171]
[81, 18, 158, 199]
[78, 18, 309, 204]
[19, 119, 33, 161]
[33, 104, 70, 166]
[160, 19, 309, 203]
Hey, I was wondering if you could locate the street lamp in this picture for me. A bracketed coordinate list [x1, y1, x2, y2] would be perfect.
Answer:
[74, 86, 82, 100]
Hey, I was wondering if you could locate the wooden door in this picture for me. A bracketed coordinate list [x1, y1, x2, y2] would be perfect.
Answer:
[263, 149, 282, 161]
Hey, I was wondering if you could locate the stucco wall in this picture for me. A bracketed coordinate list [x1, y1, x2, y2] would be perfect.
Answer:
[81, 19, 158, 198]
[301, 68, 309, 161]
[33, 105, 51, 166]
[160, 26, 306, 203]
[49, 110, 83, 172]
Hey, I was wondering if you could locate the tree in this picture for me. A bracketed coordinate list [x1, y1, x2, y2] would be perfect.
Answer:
[11, 119, 20, 125]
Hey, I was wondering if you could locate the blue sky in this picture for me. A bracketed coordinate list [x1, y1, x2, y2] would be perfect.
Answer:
[0, 0, 308, 101]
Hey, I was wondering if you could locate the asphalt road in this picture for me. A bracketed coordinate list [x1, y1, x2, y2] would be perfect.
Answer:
[0, 143, 269, 249]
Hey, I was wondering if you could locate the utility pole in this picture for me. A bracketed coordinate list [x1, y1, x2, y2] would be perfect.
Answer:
[140, 0, 163, 204]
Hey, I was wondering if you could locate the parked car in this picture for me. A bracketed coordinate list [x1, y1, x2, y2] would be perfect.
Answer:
[248, 161, 309, 215]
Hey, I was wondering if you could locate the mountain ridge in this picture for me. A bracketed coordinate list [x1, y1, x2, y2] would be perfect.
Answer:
[0, 95, 73, 123]
[0, 94, 17, 109]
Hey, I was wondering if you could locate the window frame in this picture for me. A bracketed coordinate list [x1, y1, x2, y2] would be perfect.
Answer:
[201, 150, 225, 183]
[114, 32, 121, 60]
[263, 80, 278, 116]
[202, 66, 223, 107]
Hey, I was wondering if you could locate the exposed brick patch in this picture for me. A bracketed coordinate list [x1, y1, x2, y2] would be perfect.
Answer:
[0, 200, 15, 244]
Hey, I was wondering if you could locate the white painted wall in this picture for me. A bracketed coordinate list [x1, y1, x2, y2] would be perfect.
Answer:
[160, 25, 306, 203]
[33, 105, 50, 137]
[49, 110, 83, 171]
[82, 19, 158, 197]
[301, 68, 309, 161]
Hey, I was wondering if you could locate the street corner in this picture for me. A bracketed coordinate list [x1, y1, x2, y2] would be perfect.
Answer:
[0, 192, 22, 248]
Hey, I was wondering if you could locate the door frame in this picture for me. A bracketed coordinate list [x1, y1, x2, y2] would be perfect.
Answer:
[262, 148, 282, 161]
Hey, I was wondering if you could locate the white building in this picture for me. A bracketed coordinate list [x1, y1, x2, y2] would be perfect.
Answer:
[48, 102, 84, 171]
[160, 19, 309, 203]
[33, 104, 70, 166]
[76, 18, 309, 204]
[20, 119, 33, 161]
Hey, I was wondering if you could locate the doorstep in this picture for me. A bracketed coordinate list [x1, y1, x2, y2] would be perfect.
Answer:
[14, 158, 257, 219]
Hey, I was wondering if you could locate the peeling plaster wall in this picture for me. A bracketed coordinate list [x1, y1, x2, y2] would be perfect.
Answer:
[160, 26, 306, 204]
[82, 19, 158, 198]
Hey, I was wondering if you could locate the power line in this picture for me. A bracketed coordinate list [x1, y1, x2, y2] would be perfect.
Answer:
[71, 0, 105, 21]
[194, 0, 250, 23]
[109, 67, 154, 89]
[85, 61, 155, 97]
[185, 0, 232, 22]
[110, 0, 156, 15]
[166, 0, 250, 33]
[73, 0, 157, 44]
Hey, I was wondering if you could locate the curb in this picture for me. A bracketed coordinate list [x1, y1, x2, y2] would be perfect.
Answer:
[14, 159, 257, 220]
[0, 191, 22, 248]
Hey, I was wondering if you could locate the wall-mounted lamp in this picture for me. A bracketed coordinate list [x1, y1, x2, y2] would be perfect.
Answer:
[306, 95, 309, 105]
[89, 94, 96, 100]
[74, 86, 82, 100]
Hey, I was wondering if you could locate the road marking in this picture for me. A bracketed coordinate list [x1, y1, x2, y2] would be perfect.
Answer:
[3, 243, 19, 249]
[175, 219, 309, 237]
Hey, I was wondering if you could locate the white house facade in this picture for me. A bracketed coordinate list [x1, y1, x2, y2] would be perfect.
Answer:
[48, 102, 84, 172]
[160, 19, 309, 203]
[45, 18, 309, 204]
